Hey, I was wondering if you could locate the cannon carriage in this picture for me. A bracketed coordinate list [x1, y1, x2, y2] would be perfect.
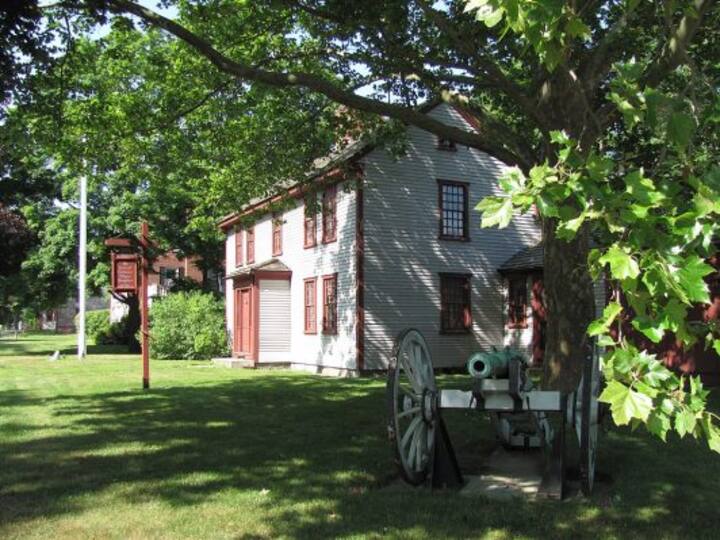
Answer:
[386, 328, 602, 498]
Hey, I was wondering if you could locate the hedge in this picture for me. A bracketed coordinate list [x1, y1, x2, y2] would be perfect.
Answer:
[149, 291, 228, 360]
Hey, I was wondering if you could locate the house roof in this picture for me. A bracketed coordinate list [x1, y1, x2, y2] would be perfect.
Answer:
[217, 137, 372, 231]
[218, 100, 486, 231]
[499, 243, 544, 273]
[225, 258, 291, 279]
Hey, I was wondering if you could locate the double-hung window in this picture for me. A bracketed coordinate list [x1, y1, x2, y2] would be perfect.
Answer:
[440, 273, 472, 333]
[304, 198, 317, 248]
[235, 228, 244, 267]
[438, 180, 469, 241]
[322, 274, 338, 334]
[304, 278, 317, 334]
[272, 216, 283, 256]
[507, 275, 528, 328]
[322, 186, 337, 243]
[246, 226, 255, 264]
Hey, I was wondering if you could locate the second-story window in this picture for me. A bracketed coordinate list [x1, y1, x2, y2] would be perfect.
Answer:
[322, 186, 337, 243]
[272, 216, 283, 256]
[438, 180, 469, 241]
[304, 198, 317, 248]
[235, 227, 244, 267]
[246, 226, 255, 264]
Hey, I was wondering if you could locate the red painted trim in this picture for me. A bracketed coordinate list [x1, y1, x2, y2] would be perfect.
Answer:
[304, 277, 318, 335]
[322, 186, 338, 244]
[437, 179, 470, 241]
[355, 178, 365, 371]
[252, 278, 260, 365]
[322, 273, 339, 335]
[218, 166, 361, 231]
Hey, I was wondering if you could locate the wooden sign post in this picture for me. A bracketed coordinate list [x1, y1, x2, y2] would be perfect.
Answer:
[106, 222, 151, 390]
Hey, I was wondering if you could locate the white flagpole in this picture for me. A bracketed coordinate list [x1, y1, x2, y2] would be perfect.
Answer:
[77, 170, 87, 359]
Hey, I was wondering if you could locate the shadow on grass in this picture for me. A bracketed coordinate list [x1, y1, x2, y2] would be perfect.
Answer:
[0, 374, 719, 538]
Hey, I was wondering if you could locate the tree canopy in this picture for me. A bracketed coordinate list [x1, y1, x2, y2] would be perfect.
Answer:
[1, 0, 719, 451]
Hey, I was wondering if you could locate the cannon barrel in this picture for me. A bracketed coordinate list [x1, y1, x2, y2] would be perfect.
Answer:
[467, 348, 527, 379]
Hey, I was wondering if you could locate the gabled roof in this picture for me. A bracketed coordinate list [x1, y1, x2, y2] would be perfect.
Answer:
[499, 243, 544, 273]
[218, 100, 484, 231]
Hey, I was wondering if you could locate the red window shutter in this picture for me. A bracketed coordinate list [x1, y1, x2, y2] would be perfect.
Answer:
[304, 278, 317, 334]
[246, 227, 255, 264]
[272, 217, 283, 256]
[322, 274, 337, 334]
[235, 228, 243, 267]
[322, 186, 337, 243]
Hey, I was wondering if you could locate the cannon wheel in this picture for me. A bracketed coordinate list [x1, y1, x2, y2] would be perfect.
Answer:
[578, 349, 601, 495]
[386, 328, 437, 485]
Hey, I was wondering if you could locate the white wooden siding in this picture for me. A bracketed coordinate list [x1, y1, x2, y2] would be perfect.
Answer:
[224, 182, 357, 371]
[259, 279, 291, 362]
[360, 103, 542, 370]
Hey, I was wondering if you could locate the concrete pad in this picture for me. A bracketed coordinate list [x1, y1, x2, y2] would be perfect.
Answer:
[212, 357, 254, 369]
[460, 447, 544, 500]
[380, 447, 548, 501]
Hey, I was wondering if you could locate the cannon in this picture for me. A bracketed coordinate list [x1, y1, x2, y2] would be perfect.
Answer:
[386, 329, 602, 498]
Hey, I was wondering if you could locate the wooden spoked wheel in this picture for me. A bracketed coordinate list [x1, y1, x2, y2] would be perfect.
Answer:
[578, 349, 601, 495]
[387, 329, 437, 485]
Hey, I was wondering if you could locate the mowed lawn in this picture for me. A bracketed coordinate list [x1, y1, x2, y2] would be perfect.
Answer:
[1, 334, 720, 539]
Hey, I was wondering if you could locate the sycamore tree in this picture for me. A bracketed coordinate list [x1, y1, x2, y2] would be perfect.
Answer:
[2, 0, 719, 450]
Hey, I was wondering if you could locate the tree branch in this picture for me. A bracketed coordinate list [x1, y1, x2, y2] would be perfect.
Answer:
[641, 0, 714, 87]
[415, 0, 550, 133]
[62, 0, 531, 169]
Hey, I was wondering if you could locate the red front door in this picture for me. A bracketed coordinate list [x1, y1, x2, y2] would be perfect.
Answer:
[235, 287, 253, 356]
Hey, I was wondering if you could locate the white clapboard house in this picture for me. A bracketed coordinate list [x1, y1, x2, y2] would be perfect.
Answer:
[219, 102, 543, 375]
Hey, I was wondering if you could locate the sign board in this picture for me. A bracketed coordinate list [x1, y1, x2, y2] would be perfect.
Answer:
[112, 254, 138, 293]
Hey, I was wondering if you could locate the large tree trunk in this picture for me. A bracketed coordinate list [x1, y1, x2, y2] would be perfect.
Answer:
[541, 219, 596, 392]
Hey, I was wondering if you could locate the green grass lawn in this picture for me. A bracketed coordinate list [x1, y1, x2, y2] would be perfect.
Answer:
[1, 333, 719, 539]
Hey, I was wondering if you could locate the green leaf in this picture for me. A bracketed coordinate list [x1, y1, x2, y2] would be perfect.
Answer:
[642, 358, 673, 386]
[647, 411, 671, 442]
[713, 340, 720, 356]
[599, 246, 640, 280]
[667, 111, 696, 152]
[476, 196, 513, 228]
[587, 302, 623, 337]
[677, 255, 714, 303]
[631, 317, 665, 344]
[675, 408, 697, 438]
[599, 380, 653, 426]
[565, 16, 590, 40]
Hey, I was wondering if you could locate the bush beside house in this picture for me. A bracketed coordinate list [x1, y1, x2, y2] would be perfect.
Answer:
[149, 291, 228, 360]
[79, 309, 130, 345]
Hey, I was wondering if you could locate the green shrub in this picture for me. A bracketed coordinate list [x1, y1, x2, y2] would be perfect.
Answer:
[78, 309, 130, 345]
[149, 291, 228, 360]
[84, 310, 110, 341]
